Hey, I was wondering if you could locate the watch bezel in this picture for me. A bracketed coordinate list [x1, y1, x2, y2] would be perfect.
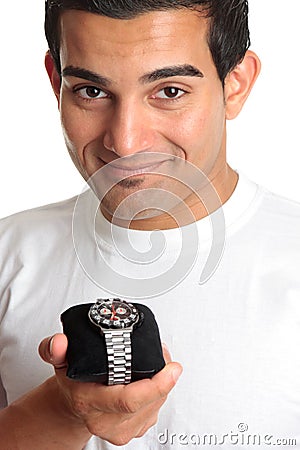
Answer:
[88, 298, 140, 330]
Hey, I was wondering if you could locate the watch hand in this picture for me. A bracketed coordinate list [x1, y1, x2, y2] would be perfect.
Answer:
[110, 304, 116, 321]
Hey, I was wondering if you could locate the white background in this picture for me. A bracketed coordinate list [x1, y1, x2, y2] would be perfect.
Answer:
[0, 0, 299, 218]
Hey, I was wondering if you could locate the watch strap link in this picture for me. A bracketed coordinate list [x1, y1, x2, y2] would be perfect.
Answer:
[103, 329, 132, 385]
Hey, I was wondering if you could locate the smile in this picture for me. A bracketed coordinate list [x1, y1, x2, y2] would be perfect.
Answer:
[111, 162, 162, 174]
[102, 158, 171, 179]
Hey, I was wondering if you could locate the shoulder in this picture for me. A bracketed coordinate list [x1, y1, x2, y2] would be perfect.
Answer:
[227, 173, 300, 266]
[255, 186, 300, 238]
[247, 185, 300, 276]
[0, 196, 78, 252]
[0, 196, 80, 306]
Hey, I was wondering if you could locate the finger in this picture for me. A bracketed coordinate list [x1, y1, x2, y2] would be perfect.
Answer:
[39, 333, 68, 369]
[98, 361, 183, 414]
[131, 396, 166, 437]
[85, 396, 165, 444]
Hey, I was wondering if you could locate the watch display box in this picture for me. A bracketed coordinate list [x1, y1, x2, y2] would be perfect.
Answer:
[61, 302, 166, 383]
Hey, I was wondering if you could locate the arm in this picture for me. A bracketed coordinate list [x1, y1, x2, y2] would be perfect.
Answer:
[0, 376, 91, 450]
[0, 334, 182, 449]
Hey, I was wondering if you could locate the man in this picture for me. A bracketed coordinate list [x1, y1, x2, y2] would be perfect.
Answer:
[0, 1, 299, 449]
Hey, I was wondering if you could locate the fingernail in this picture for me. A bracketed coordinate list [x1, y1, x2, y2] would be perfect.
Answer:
[162, 342, 169, 352]
[172, 366, 183, 383]
[49, 336, 54, 359]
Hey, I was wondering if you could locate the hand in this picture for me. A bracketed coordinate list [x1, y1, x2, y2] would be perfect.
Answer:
[39, 334, 182, 446]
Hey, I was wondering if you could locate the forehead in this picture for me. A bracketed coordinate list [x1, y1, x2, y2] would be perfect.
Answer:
[59, 9, 212, 69]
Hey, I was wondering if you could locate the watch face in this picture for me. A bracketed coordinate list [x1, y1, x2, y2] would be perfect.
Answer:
[89, 298, 139, 330]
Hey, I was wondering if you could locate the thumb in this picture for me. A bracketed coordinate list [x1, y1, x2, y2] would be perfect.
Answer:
[39, 333, 68, 369]
[161, 343, 172, 364]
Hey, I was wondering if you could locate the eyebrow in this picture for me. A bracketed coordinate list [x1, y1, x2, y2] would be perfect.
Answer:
[62, 63, 204, 86]
[62, 66, 112, 87]
[140, 65, 204, 83]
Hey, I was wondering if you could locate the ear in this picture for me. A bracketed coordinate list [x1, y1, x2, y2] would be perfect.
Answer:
[224, 50, 261, 120]
[45, 51, 61, 107]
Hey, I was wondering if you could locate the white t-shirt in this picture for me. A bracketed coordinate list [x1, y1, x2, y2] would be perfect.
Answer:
[0, 173, 300, 449]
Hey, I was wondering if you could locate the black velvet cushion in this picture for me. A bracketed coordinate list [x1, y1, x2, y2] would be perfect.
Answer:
[61, 303, 165, 384]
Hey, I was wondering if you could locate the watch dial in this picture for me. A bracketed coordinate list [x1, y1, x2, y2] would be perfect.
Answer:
[89, 298, 139, 329]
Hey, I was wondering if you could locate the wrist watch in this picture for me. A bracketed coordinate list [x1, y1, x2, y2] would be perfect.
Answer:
[88, 298, 141, 385]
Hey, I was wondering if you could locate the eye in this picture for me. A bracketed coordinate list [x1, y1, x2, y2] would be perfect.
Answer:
[75, 86, 108, 100]
[154, 87, 187, 100]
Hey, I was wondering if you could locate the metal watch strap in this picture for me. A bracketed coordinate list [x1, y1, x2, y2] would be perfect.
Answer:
[103, 329, 132, 385]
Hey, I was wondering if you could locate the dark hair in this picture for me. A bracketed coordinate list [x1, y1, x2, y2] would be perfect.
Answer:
[45, 0, 250, 84]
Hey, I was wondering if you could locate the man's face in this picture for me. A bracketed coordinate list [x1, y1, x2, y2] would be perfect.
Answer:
[56, 9, 228, 223]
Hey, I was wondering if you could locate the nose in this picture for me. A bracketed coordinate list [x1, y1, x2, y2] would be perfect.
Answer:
[103, 98, 155, 157]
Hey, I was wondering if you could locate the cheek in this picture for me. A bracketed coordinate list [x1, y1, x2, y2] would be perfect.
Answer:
[60, 109, 87, 152]
[60, 96, 103, 156]
[169, 107, 220, 153]
[169, 100, 226, 174]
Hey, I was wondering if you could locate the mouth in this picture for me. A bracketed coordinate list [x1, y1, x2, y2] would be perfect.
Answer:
[100, 156, 173, 179]
[110, 161, 163, 176]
